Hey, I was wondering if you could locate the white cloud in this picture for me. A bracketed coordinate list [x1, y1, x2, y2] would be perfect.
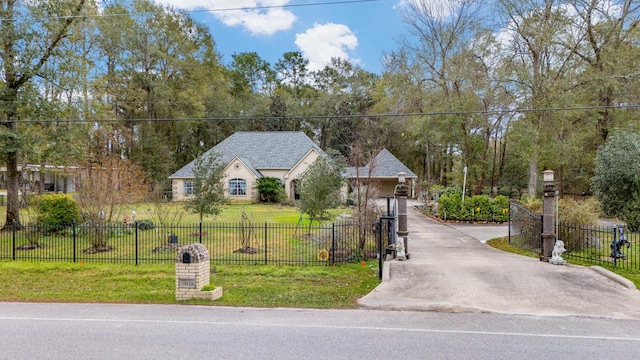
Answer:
[155, 0, 296, 36]
[295, 23, 359, 71]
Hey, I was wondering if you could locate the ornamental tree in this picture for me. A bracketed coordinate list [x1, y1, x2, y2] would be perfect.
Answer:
[184, 152, 227, 223]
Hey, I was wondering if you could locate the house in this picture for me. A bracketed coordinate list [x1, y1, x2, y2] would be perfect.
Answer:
[0, 164, 76, 193]
[169, 131, 326, 202]
[345, 148, 418, 198]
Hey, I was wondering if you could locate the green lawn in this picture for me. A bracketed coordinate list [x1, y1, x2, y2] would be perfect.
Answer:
[0, 202, 379, 308]
[0, 261, 381, 308]
[3, 201, 352, 225]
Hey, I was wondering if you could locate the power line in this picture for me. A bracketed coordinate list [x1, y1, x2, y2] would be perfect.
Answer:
[0, 0, 381, 21]
[6, 104, 640, 124]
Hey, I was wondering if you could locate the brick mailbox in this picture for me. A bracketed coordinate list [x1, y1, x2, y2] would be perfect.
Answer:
[175, 243, 222, 301]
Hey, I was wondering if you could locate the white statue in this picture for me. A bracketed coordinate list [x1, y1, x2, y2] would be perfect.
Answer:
[396, 238, 406, 261]
[550, 240, 567, 265]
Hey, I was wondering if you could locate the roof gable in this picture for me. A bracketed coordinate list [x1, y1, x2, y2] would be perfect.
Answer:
[346, 148, 417, 178]
[169, 132, 324, 179]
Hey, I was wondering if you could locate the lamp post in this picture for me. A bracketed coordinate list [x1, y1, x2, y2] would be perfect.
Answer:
[461, 166, 468, 206]
[395, 172, 409, 260]
[541, 170, 556, 262]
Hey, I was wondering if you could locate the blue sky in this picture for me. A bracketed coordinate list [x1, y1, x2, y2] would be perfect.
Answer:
[155, 0, 412, 74]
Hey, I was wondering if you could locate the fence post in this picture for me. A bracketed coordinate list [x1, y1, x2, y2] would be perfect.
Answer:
[199, 222, 203, 244]
[12, 219, 16, 261]
[541, 170, 556, 261]
[135, 221, 139, 266]
[612, 227, 617, 268]
[508, 202, 511, 244]
[378, 218, 383, 280]
[73, 220, 77, 263]
[264, 222, 268, 265]
[331, 223, 336, 266]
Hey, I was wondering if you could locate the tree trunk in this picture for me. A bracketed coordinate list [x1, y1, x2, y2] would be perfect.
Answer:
[5, 147, 21, 228]
[528, 152, 538, 198]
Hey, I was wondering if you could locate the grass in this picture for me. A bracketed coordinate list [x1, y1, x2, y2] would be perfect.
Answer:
[0, 203, 378, 308]
[5, 201, 353, 225]
[0, 260, 381, 308]
[486, 236, 539, 258]
[486, 236, 640, 289]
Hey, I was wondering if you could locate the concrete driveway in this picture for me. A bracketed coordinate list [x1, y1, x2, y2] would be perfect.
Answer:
[358, 207, 640, 319]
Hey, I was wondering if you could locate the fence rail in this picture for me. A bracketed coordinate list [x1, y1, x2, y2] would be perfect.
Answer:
[509, 201, 639, 271]
[557, 223, 638, 270]
[0, 221, 379, 266]
[508, 201, 542, 254]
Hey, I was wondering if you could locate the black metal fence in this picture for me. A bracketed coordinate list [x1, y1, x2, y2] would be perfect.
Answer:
[557, 223, 638, 271]
[509, 201, 639, 271]
[0, 220, 379, 266]
[508, 202, 542, 253]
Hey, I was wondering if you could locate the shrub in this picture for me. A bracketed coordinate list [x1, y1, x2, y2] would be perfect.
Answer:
[521, 196, 542, 213]
[438, 192, 510, 223]
[35, 194, 82, 232]
[257, 177, 287, 203]
[477, 195, 493, 221]
[558, 198, 600, 252]
[492, 195, 510, 222]
[523, 197, 600, 252]
[437, 193, 462, 220]
[136, 219, 155, 230]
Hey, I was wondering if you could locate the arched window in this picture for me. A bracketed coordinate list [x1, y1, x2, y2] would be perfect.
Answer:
[229, 178, 247, 196]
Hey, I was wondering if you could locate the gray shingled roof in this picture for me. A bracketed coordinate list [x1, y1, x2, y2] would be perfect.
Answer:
[169, 131, 325, 179]
[345, 148, 417, 179]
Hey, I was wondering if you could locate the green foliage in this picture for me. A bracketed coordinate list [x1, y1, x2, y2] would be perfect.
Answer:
[623, 177, 640, 232]
[493, 195, 510, 222]
[0, 128, 25, 157]
[520, 196, 542, 213]
[441, 187, 462, 197]
[298, 151, 345, 223]
[592, 130, 640, 219]
[437, 193, 462, 221]
[184, 152, 227, 223]
[438, 192, 510, 223]
[136, 219, 155, 230]
[257, 177, 286, 203]
[557, 198, 600, 251]
[35, 194, 82, 231]
[520, 197, 601, 252]
[462, 195, 491, 221]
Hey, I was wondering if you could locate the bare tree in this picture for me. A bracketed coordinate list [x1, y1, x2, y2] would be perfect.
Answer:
[74, 155, 148, 251]
[75, 156, 148, 223]
[350, 144, 384, 251]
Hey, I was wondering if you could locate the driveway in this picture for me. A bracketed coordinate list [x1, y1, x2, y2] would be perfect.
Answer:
[358, 207, 640, 319]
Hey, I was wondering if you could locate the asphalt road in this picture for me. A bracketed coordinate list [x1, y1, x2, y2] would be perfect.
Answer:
[1, 302, 639, 359]
[3, 205, 640, 358]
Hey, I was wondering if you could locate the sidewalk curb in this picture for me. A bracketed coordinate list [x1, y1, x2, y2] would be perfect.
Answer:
[590, 266, 637, 290]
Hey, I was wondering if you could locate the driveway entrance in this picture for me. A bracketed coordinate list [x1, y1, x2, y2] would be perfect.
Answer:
[359, 208, 640, 319]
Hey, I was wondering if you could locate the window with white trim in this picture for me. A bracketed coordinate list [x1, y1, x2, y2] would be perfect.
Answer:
[183, 180, 195, 195]
[229, 178, 246, 196]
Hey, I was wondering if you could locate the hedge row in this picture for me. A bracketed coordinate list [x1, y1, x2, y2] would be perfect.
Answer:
[437, 192, 509, 223]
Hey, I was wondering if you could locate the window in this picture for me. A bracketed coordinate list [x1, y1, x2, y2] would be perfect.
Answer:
[229, 178, 246, 196]
[183, 180, 195, 196]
